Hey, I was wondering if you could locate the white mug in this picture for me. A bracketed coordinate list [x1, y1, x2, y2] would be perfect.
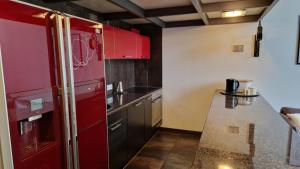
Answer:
[243, 88, 250, 95]
[249, 87, 257, 95]
[238, 80, 253, 92]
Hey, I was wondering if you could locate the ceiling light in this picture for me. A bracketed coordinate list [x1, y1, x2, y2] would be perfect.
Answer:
[218, 164, 233, 169]
[222, 10, 246, 18]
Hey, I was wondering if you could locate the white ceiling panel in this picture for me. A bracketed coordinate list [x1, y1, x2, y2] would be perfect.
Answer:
[246, 7, 265, 16]
[201, 0, 237, 4]
[130, 0, 191, 9]
[159, 13, 200, 22]
[206, 11, 222, 19]
[123, 18, 151, 24]
[73, 0, 125, 13]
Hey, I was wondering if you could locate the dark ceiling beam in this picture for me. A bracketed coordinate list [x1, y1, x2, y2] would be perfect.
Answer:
[108, 0, 165, 27]
[133, 19, 204, 28]
[145, 5, 196, 17]
[190, 0, 209, 25]
[208, 15, 260, 25]
[202, 0, 274, 13]
[259, 0, 279, 20]
[103, 12, 137, 20]
[103, 5, 197, 20]
[165, 19, 204, 28]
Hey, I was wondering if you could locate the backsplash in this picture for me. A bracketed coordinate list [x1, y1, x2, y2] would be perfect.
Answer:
[134, 60, 149, 87]
[105, 60, 135, 90]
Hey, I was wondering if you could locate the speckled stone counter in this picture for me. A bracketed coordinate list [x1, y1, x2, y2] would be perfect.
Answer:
[192, 90, 300, 169]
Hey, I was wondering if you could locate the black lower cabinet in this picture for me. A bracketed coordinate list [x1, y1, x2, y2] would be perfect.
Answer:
[127, 99, 146, 159]
[108, 108, 127, 169]
[144, 96, 153, 141]
[108, 97, 157, 168]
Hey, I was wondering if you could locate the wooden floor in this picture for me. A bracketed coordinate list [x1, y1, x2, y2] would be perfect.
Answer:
[125, 129, 201, 169]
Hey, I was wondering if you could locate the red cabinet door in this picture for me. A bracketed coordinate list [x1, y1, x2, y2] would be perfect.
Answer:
[142, 36, 150, 59]
[103, 24, 115, 59]
[115, 27, 137, 59]
[136, 35, 143, 59]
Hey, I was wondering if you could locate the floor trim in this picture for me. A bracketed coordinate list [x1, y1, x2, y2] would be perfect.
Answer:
[159, 127, 202, 136]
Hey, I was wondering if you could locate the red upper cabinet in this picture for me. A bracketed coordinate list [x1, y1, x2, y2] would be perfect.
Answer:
[115, 27, 137, 59]
[136, 35, 143, 59]
[141, 36, 150, 59]
[136, 35, 150, 59]
[103, 25, 151, 60]
[103, 24, 115, 59]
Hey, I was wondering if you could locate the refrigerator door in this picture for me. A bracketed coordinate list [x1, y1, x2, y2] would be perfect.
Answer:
[69, 19, 104, 84]
[66, 17, 108, 169]
[0, 1, 64, 169]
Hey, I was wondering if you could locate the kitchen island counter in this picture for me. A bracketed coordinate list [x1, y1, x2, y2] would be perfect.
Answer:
[193, 90, 300, 169]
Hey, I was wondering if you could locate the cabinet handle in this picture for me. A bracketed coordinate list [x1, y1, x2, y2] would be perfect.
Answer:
[123, 55, 134, 58]
[110, 123, 122, 131]
[152, 97, 162, 103]
[135, 102, 142, 107]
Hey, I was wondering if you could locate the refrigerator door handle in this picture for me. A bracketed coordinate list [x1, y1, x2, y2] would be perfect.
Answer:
[64, 16, 80, 169]
[55, 14, 73, 169]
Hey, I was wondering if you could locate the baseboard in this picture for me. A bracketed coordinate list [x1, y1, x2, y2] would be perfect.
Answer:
[159, 127, 202, 136]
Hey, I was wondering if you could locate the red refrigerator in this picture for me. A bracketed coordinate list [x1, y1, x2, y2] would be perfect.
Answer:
[0, 1, 108, 169]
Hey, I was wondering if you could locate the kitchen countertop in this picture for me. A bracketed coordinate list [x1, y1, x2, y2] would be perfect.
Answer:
[192, 90, 300, 169]
[106, 86, 161, 115]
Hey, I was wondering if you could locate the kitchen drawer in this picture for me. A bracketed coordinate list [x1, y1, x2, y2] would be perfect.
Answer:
[108, 108, 127, 169]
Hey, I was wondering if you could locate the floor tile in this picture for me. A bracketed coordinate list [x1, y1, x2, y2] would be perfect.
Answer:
[125, 129, 201, 169]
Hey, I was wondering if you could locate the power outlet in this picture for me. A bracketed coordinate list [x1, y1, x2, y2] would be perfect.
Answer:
[107, 84, 113, 91]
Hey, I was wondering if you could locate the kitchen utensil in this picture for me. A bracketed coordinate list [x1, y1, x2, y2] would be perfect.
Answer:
[116, 81, 123, 94]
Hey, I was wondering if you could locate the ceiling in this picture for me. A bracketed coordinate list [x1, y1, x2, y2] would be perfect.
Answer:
[73, 0, 278, 28]
[129, 0, 191, 9]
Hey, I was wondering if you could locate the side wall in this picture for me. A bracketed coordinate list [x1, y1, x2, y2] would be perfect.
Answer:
[162, 0, 300, 131]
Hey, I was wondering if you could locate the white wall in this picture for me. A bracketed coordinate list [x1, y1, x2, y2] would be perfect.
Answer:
[162, 0, 300, 132]
[0, 140, 3, 169]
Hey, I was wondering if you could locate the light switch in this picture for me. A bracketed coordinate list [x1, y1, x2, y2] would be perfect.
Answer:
[232, 45, 244, 52]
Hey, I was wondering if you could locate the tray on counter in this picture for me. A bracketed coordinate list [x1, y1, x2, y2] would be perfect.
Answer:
[220, 90, 259, 97]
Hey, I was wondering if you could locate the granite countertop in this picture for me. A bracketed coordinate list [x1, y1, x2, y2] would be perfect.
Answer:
[106, 86, 161, 115]
[192, 90, 300, 169]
